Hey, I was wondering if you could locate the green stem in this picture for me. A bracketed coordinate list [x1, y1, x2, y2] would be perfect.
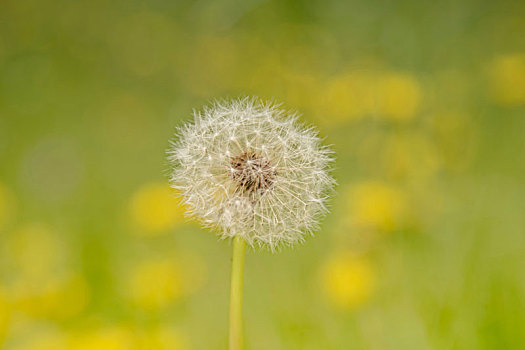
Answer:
[229, 236, 246, 350]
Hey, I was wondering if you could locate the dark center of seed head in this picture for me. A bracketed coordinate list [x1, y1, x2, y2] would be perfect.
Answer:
[230, 152, 277, 195]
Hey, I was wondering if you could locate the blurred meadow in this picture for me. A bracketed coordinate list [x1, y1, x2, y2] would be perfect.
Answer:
[1, 0, 525, 349]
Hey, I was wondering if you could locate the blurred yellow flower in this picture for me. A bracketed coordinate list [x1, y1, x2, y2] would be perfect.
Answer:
[0, 289, 10, 345]
[317, 70, 422, 124]
[12, 274, 89, 320]
[349, 182, 408, 232]
[4, 224, 88, 320]
[51, 275, 90, 319]
[8, 330, 69, 350]
[376, 73, 422, 121]
[128, 259, 183, 310]
[0, 182, 15, 230]
[128, 183, 186, 234]
[70, 327, 133, 350]
[127, 253, 206, 311]
[135, 326, 189, 350]
[6, 224, 65, 278]
[320, 253, 375, 309]
[486, 53, 525, 106]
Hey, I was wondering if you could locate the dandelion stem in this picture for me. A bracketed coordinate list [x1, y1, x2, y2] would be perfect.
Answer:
[229, 236, 246, 350]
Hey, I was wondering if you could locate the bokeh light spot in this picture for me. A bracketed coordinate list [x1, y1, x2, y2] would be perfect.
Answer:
[69, 327, 133, 350]
[6, 224, 65, 278]
[321, 253, 375, 310]
[376, 73, 422, 121]
[128, 259, 183, 310]
[349, 182, 409, 232]
[486, 53, 525, 106]
[128, 183, 186, 234]
[135, 326, 189, 350]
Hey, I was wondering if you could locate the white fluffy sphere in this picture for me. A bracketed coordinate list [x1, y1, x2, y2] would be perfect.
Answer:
[167, 98, 335, 250]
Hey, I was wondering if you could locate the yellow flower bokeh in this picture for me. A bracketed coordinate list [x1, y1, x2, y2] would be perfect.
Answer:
[4, 224, 89, 320]
[348, 182, 409, 232]
[5, 325, 190, 350]
[8, 330, 69, 350]
[486, 53, 525, 106]
[376, 73, 422, 121]
[135, 326, 188, 350]
[126, 254, 206, 311]
[6, 224, 65, 278]
[128, 183, 186, 235]
[70, 327, 134, 350]
[128, 259, 182, 310]
[320, 253, 375, 310]
[317, 70, 422, 125]
[0, 289, 10, 345]
[12, 274, 90, 320]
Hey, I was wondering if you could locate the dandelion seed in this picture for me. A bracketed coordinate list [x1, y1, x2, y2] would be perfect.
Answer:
[167, 97, 335, 250]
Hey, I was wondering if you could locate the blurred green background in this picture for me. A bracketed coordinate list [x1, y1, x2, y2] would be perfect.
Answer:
[1, 0, 524, 349]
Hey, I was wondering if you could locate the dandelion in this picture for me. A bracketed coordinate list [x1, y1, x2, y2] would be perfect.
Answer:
[167, 97, 334, 248]
[167, 97, 335, 349]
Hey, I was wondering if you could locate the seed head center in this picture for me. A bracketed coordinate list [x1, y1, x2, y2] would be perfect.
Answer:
[230, 152, 277, 195]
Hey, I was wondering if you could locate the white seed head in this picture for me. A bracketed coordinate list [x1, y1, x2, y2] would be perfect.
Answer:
[167, 97, 335, 250]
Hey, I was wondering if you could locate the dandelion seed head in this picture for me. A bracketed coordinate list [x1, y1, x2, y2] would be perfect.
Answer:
[167, 97, 335, 250]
